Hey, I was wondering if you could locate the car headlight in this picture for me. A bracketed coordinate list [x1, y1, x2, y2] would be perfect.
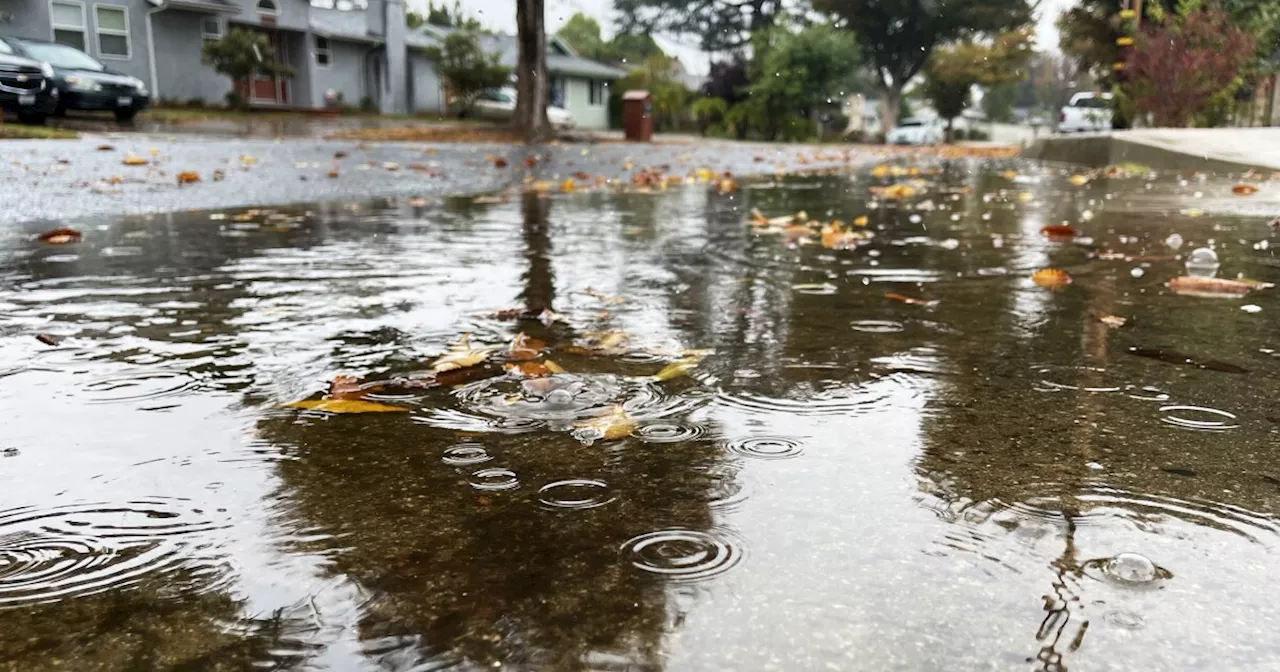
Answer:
[39, 62, 54, 78]
[64, 75, 103, 92]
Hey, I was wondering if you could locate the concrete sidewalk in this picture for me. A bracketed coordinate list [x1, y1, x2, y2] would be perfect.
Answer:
[1026, 128, 1280, 173]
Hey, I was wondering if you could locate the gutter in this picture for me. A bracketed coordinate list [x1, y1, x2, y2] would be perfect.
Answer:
[144, 0, 166, 99]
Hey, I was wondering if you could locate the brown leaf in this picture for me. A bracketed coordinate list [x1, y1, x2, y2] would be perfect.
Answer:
[38, 227, 82, 244]
[524, 156, 537, 169]
[494, 157, 508, 168]
[431, 334, 491, 372]
[1098, 314, 1127, 327]
[572, 171, 590, 181]
[177, 171, 200, 185]
[34, 333, 62, 346]
[284, 399, 408, 414]
[1167, 276, 1251, 297]
[327, 169, 339, 178]
[505, 361, 555, 377]
[1039, 225, 1079, 241]
[885, 292, 939, 307]
[212, 169, 225, 182]
[1031, 268, 1072, 289]
[506, 332, 547, 361]
[573, 405, 637, 442]
[333, 151, 348, 159]
[328, 375, 367, 400]
[96, 144, 115, 151]
[1232, 183, 1259, 196]
[408, 197, 428, 208]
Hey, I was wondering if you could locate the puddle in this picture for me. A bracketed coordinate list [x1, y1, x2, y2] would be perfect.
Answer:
[3, 163, 1280, 668]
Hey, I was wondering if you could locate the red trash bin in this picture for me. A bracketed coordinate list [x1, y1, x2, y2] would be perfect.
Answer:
[622, 90, 653, 142]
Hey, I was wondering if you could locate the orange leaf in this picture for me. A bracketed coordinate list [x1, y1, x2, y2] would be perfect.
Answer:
[284, 399, 408, 414]
[38, 227, 82, 244]
[177, 171, 200, 185]
[1232, 183, 1258, 196]
[573, 171, 590, 180]
[506, 332, 546, 361]
[1032, 268, 1072, 289]
[505, 361, 554, 377]
[524, 156, 537, 168]
[1167, 276, 1251, 297]
[885, 292, 938, 307]
[1039, 225, 1079, 241]
[328, 169, 340, 178]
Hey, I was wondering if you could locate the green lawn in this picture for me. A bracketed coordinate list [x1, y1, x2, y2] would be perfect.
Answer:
[0, 124, 77, 139]
[139, 106, 465, 125]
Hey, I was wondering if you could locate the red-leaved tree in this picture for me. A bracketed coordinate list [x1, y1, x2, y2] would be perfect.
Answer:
[1126, 3, 1256, 127]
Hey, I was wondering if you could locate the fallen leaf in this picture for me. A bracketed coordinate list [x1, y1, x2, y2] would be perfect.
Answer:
[1181, 208, 1204, 218]
[383, 162, 400, 171]
[623, 160, 634, 171]
[328, 169, 340, 178]
[239, 155, 257, 166]
[1040, 225, 1079, 241]
[716, 174, 739, 194]
[885, 292, 939, 307]
[148, 147, 160, 157]
[870, 184, 916, 199]
[506, 332, 546, 361]
[494, 157, 508, 168]
[284, 399, 408, 413]
[1233, 183, 1259, 196]
[853, 215, 869, 227]
[34, 333, 62, 346]
[1001, 170, 1018, 180]
[96, 144, 115, 151]
[1068, 174, 1090, 186]
[328, 375, 367, 400]
[560, 178, 576, 192]
[1099, 314, 1127, 327]
[1031, 268, 1072, 289]
[572, 405, 637, 442]
[1167, 276, 1251, 297]
[38, 227, 82, 244]
[505, 361, 556, 377]
[122, 152, 148, 166]
[334, 151, 348, 159]
[431, 334, 491, 372]
[212, 169, 225, 182]
[177, 171, 200, 185]
[529, 180, 554, 193]
[582, 330, 629, 354]
[654, 356, 702, 382]
[1017, 191, 1033, 203]
[524, 156, 537, 168]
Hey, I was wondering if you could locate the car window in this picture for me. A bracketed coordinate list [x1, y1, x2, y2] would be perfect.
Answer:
[15, 41, 104, 71]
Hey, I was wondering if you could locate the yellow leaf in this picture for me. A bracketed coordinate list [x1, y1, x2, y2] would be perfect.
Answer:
[431, 334, 491, 372]
[853, 215, 869, 227]
[1068, 174, 1090, 186]
[122, 152, 148, 166]
[1018, 191, 1033, 203]
[239, 155, 257, 166]
[695, 168, 715, 182]
[573, 405, 637, 442]
[871, 164, 890, 178]
[530, 180, 554, 192]
[284, 399, 409, 413]
[544, 359, 566, 374]
[654, 355, 703, 382]
[560, 178, 576, 192]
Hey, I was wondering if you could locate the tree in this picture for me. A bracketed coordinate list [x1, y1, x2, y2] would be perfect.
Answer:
[514, 0, 549, 142]
[423, 30, 510, 114]
[815, 0, 1033, 133]
[981, 83, 1019, 122]
[615, 0, 786, 51]
[921, 28, 1033, 140]
[744, 23, 861, 140]
[555, 12, 664, 64]
[410, 1, 485, 30]
[202, 28, 295, 109]
[1126, 3, 1256, 127]
[701, 57, 750, 104]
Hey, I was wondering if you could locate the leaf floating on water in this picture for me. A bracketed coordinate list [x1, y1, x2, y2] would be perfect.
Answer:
[284, 399, 409, 414]
[505, 361, 556, 377]
[1068, 174, 1091, 186]
[885, 292, 939, 307]
[1098, 314, 1128, 327]
[654, 356, 703, 382]
[559, 178, 577, 192]
[96, 144, 115, 151]
[1167, 276, 1251, 298]
[1181, 208, 1204, 218]
[431, 333, 491, 372]
[122, 152, 148, 166]
[177, 171, 200, 185]
[1040, 225, 1079, 241]
[870, 183, 916, 200]
[1232, 183, 1259, 196]
[506, 332, 546, 361]
[37, 227, 82, 244]
[1031, 268, 1072, 289]
[1017, 191, 1033, 203]
[1127, 346, 1248, 374]
[327, 375, 368, 400]
[572, 405, 637, 443]
[34, 333, 62, 346]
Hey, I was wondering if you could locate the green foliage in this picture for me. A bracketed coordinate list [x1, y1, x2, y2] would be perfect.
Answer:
[423, 31, 511, 113]
[614, 54, 690, 131]
[745, 23, 861, 140]
[555, 12, 663, 64]
[202, 28, 294, 108]
[981, 83, 1018, 122]
[616, 0, 784, 51]
[410, 1, 484, 30]
[690, 96, 729, 135]
[816, 0, 1033, 130]
[922, 28, 1033, 139]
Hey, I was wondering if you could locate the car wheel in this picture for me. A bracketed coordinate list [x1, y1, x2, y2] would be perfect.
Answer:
[114, 108, 137, 123]
[17, 111, 47, 125]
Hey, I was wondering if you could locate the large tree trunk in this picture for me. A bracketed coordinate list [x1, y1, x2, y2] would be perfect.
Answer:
[878, 85, 901, 141]
[514, 0, 549, 144]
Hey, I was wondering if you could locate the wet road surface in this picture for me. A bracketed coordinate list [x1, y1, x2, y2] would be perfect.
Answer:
[1, 160, 1279, 670]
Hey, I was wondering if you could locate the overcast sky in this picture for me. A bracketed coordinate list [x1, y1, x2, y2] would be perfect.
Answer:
[416, 0, 1075, 76]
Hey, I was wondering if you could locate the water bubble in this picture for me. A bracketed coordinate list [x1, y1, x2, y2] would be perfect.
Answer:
[1159, 405, 1239, 432]
[850, 319, 905, 333]
[631, 423, 707, 443]
[1102, 552, 1162, 583]
[1184, 247, 1219, 277]
[442, 443, 491, 466]
[537, 479, 615, 510]
[468, 468, 519, 491]
[621, 528, 745, 582]
[723, 436, 804, 460]
[1164, 233, 1184, 250]
[1130, 267, 1144, 278]
[1242, 304, 1262, 314]
[546, 389, 574, 406]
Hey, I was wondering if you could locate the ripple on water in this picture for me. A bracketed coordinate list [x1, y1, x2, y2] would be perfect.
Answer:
[82, 370, 201, 404]
[1158, 405, 1239, 432]
[0, 500, 232, 608]
[1033, 365, 1122, 393]
[722, 436, 804, 460]
[715, 375, 915, 417]
[631, 422, 708, 443]
[441, 443, 492, 466]
[537, 479, 616, 510]
[469, 468, 519, 491]
[620, 528, 746, 582]
[850, 319, 905, 333]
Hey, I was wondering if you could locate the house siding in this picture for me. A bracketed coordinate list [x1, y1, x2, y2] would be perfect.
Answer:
[151, 10, 229, 103]
[4, 0, 152, 84]
[311, 37, 366, 108]
[408, 50, 442, 115]
[227, 0, 307, 33]
[0, 0, 55, 44]
[563, 77, 608, 130]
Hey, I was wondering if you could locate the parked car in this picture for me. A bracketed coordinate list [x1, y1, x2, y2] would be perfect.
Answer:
[1057, 92, 1112, 133]
[0, 40, 57, 124]
[0, 37, 149, 122]
[885, 118, 942, 145]
[468, 87, 576, 130]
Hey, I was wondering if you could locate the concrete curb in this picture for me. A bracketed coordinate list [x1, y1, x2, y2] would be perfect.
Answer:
[1025, 129, 1280, 173]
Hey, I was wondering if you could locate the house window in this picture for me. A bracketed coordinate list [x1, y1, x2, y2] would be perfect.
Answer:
[257, 0, 278, 14]
[50, 0, 87, 51]
[93, 5, 129, 58]
[201, 16, 223, 42]
[315, 36, 330, 67]
[589, 80, 606, 106]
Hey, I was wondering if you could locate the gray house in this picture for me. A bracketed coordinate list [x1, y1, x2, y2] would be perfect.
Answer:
[0, 0, 625, 127]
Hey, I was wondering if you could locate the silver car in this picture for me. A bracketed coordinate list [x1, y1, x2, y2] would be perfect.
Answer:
[469, 87, 576, 129]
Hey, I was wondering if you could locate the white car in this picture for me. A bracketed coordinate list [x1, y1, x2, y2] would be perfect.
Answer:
[469, 87, 576, 130]
[885, 118, 942, 145]
[1057, 92, 1112, 133]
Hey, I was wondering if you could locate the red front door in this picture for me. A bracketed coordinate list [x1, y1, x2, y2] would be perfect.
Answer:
[248, 29, 290, 105]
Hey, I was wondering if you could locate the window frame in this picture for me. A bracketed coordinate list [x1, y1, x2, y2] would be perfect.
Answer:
[256, 0, 279, 16]
[315, 35, 331, 68]
[91, 3, 131, 60]
[201, 16, 224, 42]
[589, 79, 606, 106]
[49, 0, 88, 52]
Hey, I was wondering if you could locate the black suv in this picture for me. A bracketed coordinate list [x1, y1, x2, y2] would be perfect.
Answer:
[0, 41, 57, 124]
[0, 37, 149, 122]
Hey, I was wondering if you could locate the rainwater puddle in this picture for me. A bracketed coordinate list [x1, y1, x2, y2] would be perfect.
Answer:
[3, 161, 1280, 669]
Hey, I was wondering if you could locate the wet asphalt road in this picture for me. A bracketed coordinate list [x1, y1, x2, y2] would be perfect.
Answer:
[0, 133, 878, 225]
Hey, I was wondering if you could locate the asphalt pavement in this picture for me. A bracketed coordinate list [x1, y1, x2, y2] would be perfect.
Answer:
[0, 132, 885, 225]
